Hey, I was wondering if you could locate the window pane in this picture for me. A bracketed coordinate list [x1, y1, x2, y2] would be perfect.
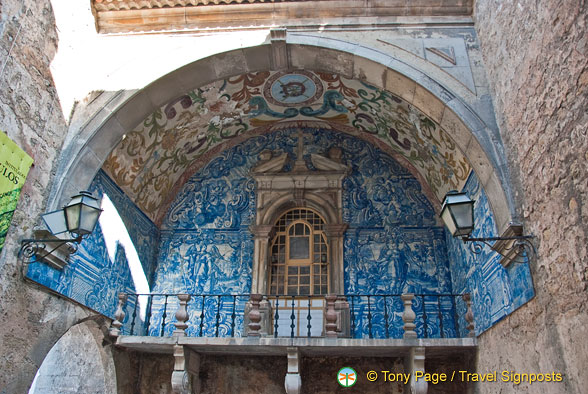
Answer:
[300, 276, 310, 284]
[290, 237, 309, 259]
[288, 266, 298, 275]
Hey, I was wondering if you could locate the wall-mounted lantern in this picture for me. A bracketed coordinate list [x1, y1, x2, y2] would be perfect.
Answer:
[19, 191, 103, 266]
[440, 190, 535, 264]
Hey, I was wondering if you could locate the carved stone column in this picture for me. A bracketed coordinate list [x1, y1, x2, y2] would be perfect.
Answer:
[463, 293, 475, 337]
[250, 225, 273, 294]
[109, 293, 128, 337]
[325, 294, 338, 338]
[173, 294, 191, 337]
[401, 293, 417, 339]
[247, 294, 263, 336]
[244, 296, 273, 336]
[335, 296, 350, 337]
[324, 224, 348, 295]
[284, 347, 302, 394]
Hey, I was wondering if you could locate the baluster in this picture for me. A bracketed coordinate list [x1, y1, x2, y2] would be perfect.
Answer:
[145, 295, 153, 336]
[215, 295, 222, 337]
[350, 296, 356, 338]
[307, 296, 312, 338]
[463, 293, 475, 337]
[290, 296, 296, 338]
[109, 292, 128, 337]
[173, 294, 191, 337]
[130, 295, 138, 336]
[421, 295, 428, 338]
[274, 296, 280, 338]
[231, 295, 237, 338]
[401, 293, 416, 339]
[451, 295, 460, 337]
[199, 295, 206, 337]
[383, 295, 389, 339]
[437, 296, 444, 338]
[160, 295, 169, 337]
[325, 294, 338, 338]
[367, 295, 373, 339]
[248, 294, 263, 336]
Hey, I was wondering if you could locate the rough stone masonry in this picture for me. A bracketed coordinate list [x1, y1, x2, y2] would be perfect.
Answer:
[474, 1, 588, 393]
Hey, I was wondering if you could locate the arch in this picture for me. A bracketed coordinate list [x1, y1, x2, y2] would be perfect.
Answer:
[28, 319, 116, 394]
[48, 37, 515, 235]
[259, 190, 340, 228]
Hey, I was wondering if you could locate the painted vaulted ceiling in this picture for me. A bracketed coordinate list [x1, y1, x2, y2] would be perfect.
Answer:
[102, 70, 471, 225]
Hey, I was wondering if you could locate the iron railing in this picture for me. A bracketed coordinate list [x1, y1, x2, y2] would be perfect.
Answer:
[110, 292, 474, 340]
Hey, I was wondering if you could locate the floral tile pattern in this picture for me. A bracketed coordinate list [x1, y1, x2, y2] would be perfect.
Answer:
[103, 71, 471, 223]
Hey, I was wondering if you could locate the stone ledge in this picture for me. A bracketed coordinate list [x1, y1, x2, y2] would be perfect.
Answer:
[116, 335, 477, 357]
[92, 1, 473, 33]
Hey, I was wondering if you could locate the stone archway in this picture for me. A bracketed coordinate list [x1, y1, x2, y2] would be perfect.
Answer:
[28, 320, 117, 394]
[48, 36, 515, 236]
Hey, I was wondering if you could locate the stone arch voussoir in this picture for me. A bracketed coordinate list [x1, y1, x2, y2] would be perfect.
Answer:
[50, 39, 515, 234]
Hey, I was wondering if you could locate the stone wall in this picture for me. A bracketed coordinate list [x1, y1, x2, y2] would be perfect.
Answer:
[115, 352, 288, 394]
[29, 321, 117, 394]
[474, 1, 588, 393]
[0, 1, 93, 392]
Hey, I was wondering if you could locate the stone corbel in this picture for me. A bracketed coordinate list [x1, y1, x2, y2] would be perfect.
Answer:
[172, 345, 200, 394]
[405, 347, 428, 394]
[284, 347, 302, 394]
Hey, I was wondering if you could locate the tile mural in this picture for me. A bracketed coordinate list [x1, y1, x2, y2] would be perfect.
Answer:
[26, 171, 159, 321]
[445, 172, 535, 335]
[27, 128, 533, 338]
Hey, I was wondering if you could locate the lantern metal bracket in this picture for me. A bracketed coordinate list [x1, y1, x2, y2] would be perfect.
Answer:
[461, 234, 536, 264]
[18, 190, 102, 273]
[18, 234, 84, 266]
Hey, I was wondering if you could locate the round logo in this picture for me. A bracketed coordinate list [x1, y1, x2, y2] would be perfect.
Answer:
[263, 71, 323, 107]
[337, 367, 357, 387]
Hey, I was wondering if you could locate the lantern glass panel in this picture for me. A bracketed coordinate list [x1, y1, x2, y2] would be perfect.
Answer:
[42, 209, 68, 235]
[451, 203, 474, 235]
[79, 204, 101, 234]
[65, 202, 82, 233]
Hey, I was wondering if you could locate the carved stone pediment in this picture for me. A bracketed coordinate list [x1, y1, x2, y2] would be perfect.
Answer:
[310, 153, 349, 172]
[251, 150, 289, 174]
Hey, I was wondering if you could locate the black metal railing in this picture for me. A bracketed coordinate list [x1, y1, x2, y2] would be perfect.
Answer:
[113, 292, 472, 340]
[346, 294, 467, 339]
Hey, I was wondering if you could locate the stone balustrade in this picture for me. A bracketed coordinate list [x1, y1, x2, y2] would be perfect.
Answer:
[108, 292, 475, 340]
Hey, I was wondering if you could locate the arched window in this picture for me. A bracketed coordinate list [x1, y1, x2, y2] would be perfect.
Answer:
[269, 208, 328, 295]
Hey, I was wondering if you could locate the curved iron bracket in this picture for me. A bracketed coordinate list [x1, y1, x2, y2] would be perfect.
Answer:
[19, 234, 83, 265]
[461, 235, 536, 264]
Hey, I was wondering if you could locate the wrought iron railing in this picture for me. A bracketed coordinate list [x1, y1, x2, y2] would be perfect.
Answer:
[108, 292, 475, 340]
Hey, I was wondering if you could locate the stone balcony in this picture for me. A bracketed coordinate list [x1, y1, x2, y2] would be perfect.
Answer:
[109, 292, 477, 393]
